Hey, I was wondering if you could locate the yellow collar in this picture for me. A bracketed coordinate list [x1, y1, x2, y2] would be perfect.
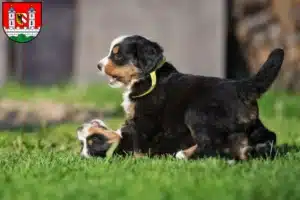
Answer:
[132, 57, 166, 98]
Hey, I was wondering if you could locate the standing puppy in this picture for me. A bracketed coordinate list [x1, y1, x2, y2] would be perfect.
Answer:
[97, 35, 284, 160]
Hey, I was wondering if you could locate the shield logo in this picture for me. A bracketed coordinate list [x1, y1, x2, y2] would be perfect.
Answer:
[2, 2, 42, 43]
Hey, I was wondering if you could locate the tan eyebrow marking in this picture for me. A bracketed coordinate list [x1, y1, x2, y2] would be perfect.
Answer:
[112, 46, 119, 54]
[88, 127, 121, 144]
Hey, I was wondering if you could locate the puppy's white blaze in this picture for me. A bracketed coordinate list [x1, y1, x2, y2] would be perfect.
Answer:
[77, 129, 90, 158]
[80, 140, 90, 158]
[175, 150, 187, 160]
[89, 119, 107, 128]
[77, 124, 90, 140]
[109, 35, 130, 53]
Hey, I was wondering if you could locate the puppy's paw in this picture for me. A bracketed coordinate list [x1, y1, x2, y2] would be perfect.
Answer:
[133, 152, 146, 158]
[227, 160, 236, 165]
[175, 150, 187, 160]
[239, 146, 253, 160]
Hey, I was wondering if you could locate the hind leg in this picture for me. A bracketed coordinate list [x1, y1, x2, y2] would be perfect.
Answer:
[175, 144, 198, 159]
[227, 133, 254, 160]
[176, 106, 236, 160]
[175, 123, 222, 160]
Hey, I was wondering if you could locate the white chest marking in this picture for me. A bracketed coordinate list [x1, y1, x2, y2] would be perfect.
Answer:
[122, 90, 132, 115]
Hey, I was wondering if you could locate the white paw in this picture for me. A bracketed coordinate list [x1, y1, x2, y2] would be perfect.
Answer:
[175, 150, 187, 160]
[227, 160, 236, 165]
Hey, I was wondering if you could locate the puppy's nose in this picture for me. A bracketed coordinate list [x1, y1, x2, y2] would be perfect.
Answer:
[97, 63, 103, 71]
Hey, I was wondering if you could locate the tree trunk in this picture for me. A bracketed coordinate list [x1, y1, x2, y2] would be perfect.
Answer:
[233, 0, 300, 92]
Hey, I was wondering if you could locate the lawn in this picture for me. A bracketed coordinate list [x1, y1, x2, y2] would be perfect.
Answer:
[0, 83, 300, 200]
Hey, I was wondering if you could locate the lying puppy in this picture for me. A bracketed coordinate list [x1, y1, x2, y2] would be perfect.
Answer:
[96, 35, 284, 160]
[77, 119, 276, 159]
[76, 119, 122, 158]
[77, 119, 196, 158]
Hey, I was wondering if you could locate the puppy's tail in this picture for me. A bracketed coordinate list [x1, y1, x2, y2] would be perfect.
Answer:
[238, 48, 284, 101]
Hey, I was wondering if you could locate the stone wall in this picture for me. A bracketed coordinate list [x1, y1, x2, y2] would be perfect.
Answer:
[234, 0, 300, 91]
[2, 0, 226, 86]
[73, 0, 226, 84]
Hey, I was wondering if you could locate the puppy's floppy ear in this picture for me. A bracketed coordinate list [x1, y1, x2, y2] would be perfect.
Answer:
[136, 38, 164, 75]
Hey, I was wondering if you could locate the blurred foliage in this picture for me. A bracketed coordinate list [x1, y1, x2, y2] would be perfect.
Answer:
[0, 82, 123, 110]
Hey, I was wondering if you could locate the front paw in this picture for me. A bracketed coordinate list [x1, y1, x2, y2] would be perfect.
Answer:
[133, 152, 146, 158]
[175, 150, 187, 160]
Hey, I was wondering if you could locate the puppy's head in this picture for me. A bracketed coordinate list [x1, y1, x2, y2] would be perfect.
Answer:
[76, 119, 121, 158]
[97, 35, 164, 88]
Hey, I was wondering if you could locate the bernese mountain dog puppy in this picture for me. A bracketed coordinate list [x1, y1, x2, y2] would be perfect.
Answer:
[96, 35, 284, 160]
[77, 119, 196, 158]
[77, 119, 267, 160]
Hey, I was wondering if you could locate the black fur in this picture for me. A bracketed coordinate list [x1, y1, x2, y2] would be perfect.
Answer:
[104, 35, 284, 160]
[135, 36, 164, 75]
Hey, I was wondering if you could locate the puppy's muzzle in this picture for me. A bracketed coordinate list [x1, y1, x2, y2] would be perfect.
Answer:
[97, 63, 103, 71]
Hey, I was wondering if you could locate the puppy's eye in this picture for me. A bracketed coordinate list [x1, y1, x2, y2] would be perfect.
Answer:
[114, 54, 123, 60]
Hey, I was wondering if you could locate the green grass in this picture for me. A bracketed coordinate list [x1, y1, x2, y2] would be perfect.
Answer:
[0, 84, 300, 200]
[0, 82, 123, 111]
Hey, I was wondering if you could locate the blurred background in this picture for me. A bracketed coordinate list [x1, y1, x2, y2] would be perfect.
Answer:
[0, 0, 300, 130]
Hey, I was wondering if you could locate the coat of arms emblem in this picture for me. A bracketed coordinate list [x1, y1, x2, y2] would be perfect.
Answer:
[2, 2, 42, 43]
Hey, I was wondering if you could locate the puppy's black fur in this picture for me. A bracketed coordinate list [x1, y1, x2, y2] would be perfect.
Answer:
[100, 35, 284, 160]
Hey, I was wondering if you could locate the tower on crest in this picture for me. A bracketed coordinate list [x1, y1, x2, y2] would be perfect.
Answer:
[28, 6, 36, 29]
